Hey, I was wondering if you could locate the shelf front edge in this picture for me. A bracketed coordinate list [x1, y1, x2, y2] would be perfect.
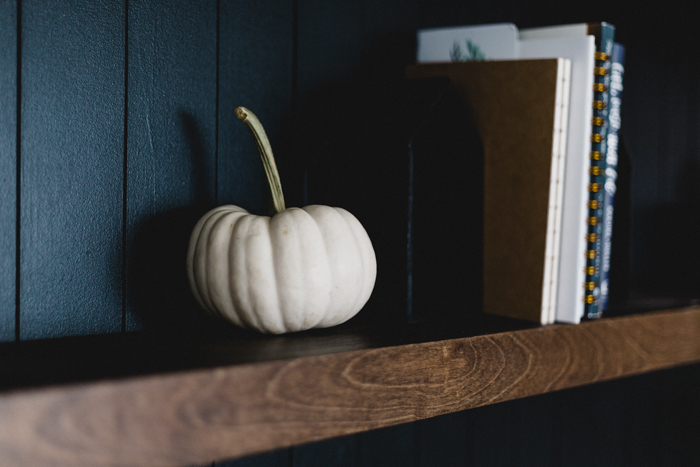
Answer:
[1, 306, 700, 466]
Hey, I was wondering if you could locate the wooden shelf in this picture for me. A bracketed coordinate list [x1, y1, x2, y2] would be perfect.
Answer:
[1, 305, 700, 466]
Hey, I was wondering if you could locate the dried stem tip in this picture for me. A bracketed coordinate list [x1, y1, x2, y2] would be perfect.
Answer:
[235, 106, 286, 214]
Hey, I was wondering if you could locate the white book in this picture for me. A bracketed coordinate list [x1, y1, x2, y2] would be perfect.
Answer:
[519, 36, 596, 324]
[417, 23, 518, 62]
[543, 58, 572, 325]
[520, 24, 591, 41]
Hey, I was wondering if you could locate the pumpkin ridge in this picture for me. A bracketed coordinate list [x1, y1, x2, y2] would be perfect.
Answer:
[337, 208, 376, 322]
[285, 208, 320, 331]
[335, 208, 367, 321]
[189, 207, 236, 316]
[200, 211, 229, 321]
[358, 215, 378, 314]
[231, 214, 265, 331]
[209, 211, 244, 327]
[245, 215, 284, 333]
[205, 209, 246, 322]
[196, 209, 231, 316]
[187, 209, 215, 314]
[263, 215, 285, 333]
[271, 208, 330, 332]
[269, 212, 293, 332]
[303, 206, 338, 329]
[298, 208, 334, 330]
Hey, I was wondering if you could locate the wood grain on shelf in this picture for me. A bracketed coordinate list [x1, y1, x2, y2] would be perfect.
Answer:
[1, 306, 699, 467]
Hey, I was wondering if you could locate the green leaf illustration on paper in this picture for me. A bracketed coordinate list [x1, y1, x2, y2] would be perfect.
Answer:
[450, 40, 486, 62]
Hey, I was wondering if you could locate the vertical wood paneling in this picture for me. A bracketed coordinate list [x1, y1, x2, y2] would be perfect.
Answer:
[218, 0, 294, 215]
[511, 394, 554, 467]
[656, 364, 700, 465]
[618, 366, 700, 466]
[216, 448, 290, 467]
[293, 436, 357, 467]
[416, 412, 468, 466]
[295, 0, 418, 327]
[293, 1, 367, 215]
[649, 62, 700, 298]
[0, 0, 17, 342]
[295, 0, 383, 325]
[20, 0, 124, 339]
[125, 0, 217, 332]
[472, 401, 512, 466]
[623, 48, 662, 295]
[295, 0, 418, 210]
[295, 0, 418, 207]
[596, 380, 625, 466]
[693, 64, 700, 171]
[296, 1, 365, 101]
[620, 370, 662, 466]
[554, 382, 621, 467]
[357, 423, 415, 466]
[664, 66, 691, 205]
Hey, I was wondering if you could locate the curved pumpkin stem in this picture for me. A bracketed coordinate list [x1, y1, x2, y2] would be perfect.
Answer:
[235, 107, 286, 214]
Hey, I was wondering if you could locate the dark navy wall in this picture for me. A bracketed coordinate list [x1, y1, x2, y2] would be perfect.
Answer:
[125, 0, 218, 331]
[218, 0, 293, 215]
[19, 1, 125, 339]
[2, 0, 700, 466]
[0, 0, 17, 342]
[5, 0, 700, 340]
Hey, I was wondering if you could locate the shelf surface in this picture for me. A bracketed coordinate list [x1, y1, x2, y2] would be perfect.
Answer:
[1, 304, 700, 466]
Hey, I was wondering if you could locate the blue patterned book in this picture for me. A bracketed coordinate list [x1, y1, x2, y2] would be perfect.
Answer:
[600, 43, 625, 311]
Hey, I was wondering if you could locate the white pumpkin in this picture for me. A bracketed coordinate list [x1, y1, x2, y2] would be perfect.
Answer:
[186, 107, 377, 334]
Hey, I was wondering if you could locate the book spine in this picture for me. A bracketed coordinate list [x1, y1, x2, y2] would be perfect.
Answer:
[600, 43, 625, 311]
[584, 23, 615, 319]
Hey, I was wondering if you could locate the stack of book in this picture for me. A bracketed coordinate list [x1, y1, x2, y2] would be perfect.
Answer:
[413, 22, 626, 324]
